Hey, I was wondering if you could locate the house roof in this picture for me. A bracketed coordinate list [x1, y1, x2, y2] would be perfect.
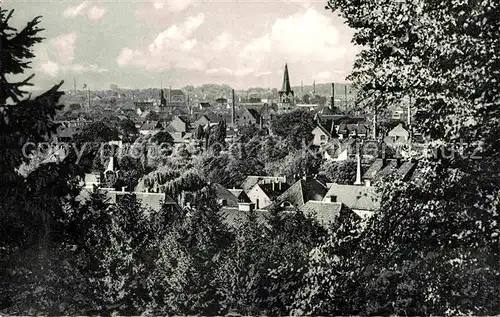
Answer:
[388, 123, 409, 137]
[257, 182, 291, 200]
[228, 189, 251, 202]
[241, 175, 287, 192]
[272, 178, 328, 208]
[299, 200, 345, 225]
[394, 161, 416, 181]
[139, 121, 161, 130]
[247, 108, 260, 121]
[338, 122, 369, 135]
[214, 183, 240, 207]
[323, 184, 380, 211]
[313, 124, 332, 138]
[363, 159, 385, 180]
[373, 159, 399, 182]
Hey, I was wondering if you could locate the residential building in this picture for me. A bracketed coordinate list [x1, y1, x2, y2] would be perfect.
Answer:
[246, 181, 290, 210]
[271, 177, 328, 209]
[311, 124, 332, 146]
[139, 121, 162, 135]
[323, 184, 381, 219]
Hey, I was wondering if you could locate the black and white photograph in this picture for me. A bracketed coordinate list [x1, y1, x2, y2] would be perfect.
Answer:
[0, 0, 499, 315]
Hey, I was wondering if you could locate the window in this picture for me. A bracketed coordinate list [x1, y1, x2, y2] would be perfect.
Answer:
[320, 135, 326, 141]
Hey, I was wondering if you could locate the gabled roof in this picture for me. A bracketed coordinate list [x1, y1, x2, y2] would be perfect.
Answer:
[256, 182, 290, 200]
[228, 189, 251, 202]
[388, 123, 409, 137]
[139, 121, 161, 130]
[363, 159, 384, 180]
[196, 112, 220, 123]
[299, 201, 346, 225]
[272, 178, 328, 208]
[323, 184, 380, 211]
[312, 124, 332, 138]
[373, 159, 399, 182]
[394, 161, 416, 181]
[214, 183, 240, 207]
[338, 122, 369, 135]
[241, 175, 287, 192]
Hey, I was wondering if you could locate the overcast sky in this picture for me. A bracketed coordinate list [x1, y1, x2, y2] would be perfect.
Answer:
[5, 0, 359, 91]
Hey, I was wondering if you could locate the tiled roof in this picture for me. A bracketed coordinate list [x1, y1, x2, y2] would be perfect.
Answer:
[273, 178, 328, 208]
[323, 184, 380, 211]
[373, 159, 399, 182]
[394, 161, 416, 181]
[299, 200, 345, 225]
[228, 189, 251, 202]
[363, 159, 384, 180]
[214, 183, 240, 207]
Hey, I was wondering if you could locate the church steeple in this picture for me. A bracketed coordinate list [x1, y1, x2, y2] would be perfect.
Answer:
[281, 63, 292, 94]
[160, 89, 166, 106]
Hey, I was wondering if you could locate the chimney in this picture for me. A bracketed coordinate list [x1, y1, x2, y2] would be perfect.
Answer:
[121, 186, 127, 192]
[354, 153, 362, 185]
[232, 89, 236, 126]
[278, 181, 282, 190]
[272, 182, 275, 191]
[259, 116, 263, 129]
[169, 85, 172, 103]
[145, 188, 149, 193]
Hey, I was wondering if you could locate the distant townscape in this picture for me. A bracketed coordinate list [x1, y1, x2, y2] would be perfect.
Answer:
[1, 3, 498, 316]
[51, 63, 420, 221]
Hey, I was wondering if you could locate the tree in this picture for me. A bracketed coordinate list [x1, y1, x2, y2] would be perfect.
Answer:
[270, 109, 315, 149]
[145, 111, 159, 121]
[118, 118, 139, 142]
[294, 0, 500, 315]
[0, 9, 94, 313]
[319, 160, 357, 185]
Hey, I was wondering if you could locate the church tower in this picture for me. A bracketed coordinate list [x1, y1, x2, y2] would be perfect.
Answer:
[278, 63, 295, 113]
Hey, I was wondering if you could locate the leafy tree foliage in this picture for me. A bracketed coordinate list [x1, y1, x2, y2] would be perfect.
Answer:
[270, 109, 315, 148]
[319, 159, 357, 185]
[293, 0, 500, 315]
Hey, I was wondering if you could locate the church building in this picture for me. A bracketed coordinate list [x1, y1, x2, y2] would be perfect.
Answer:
[278, 64, 295, 114]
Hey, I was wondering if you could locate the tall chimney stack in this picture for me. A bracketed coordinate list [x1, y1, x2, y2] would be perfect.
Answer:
[169, 85, 172, 103]
[232, 89, 236, 126]
[330, 83, 335, 111]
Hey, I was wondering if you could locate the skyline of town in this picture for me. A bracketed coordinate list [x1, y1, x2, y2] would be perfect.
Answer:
[5, 0, 359, 91]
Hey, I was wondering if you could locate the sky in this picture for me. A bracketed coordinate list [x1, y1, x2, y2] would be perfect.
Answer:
[5, 0, 360, 91]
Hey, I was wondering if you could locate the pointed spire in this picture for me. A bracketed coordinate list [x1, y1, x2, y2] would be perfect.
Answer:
[354, 152, 362, 185]
[281, 63, 292, 93]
